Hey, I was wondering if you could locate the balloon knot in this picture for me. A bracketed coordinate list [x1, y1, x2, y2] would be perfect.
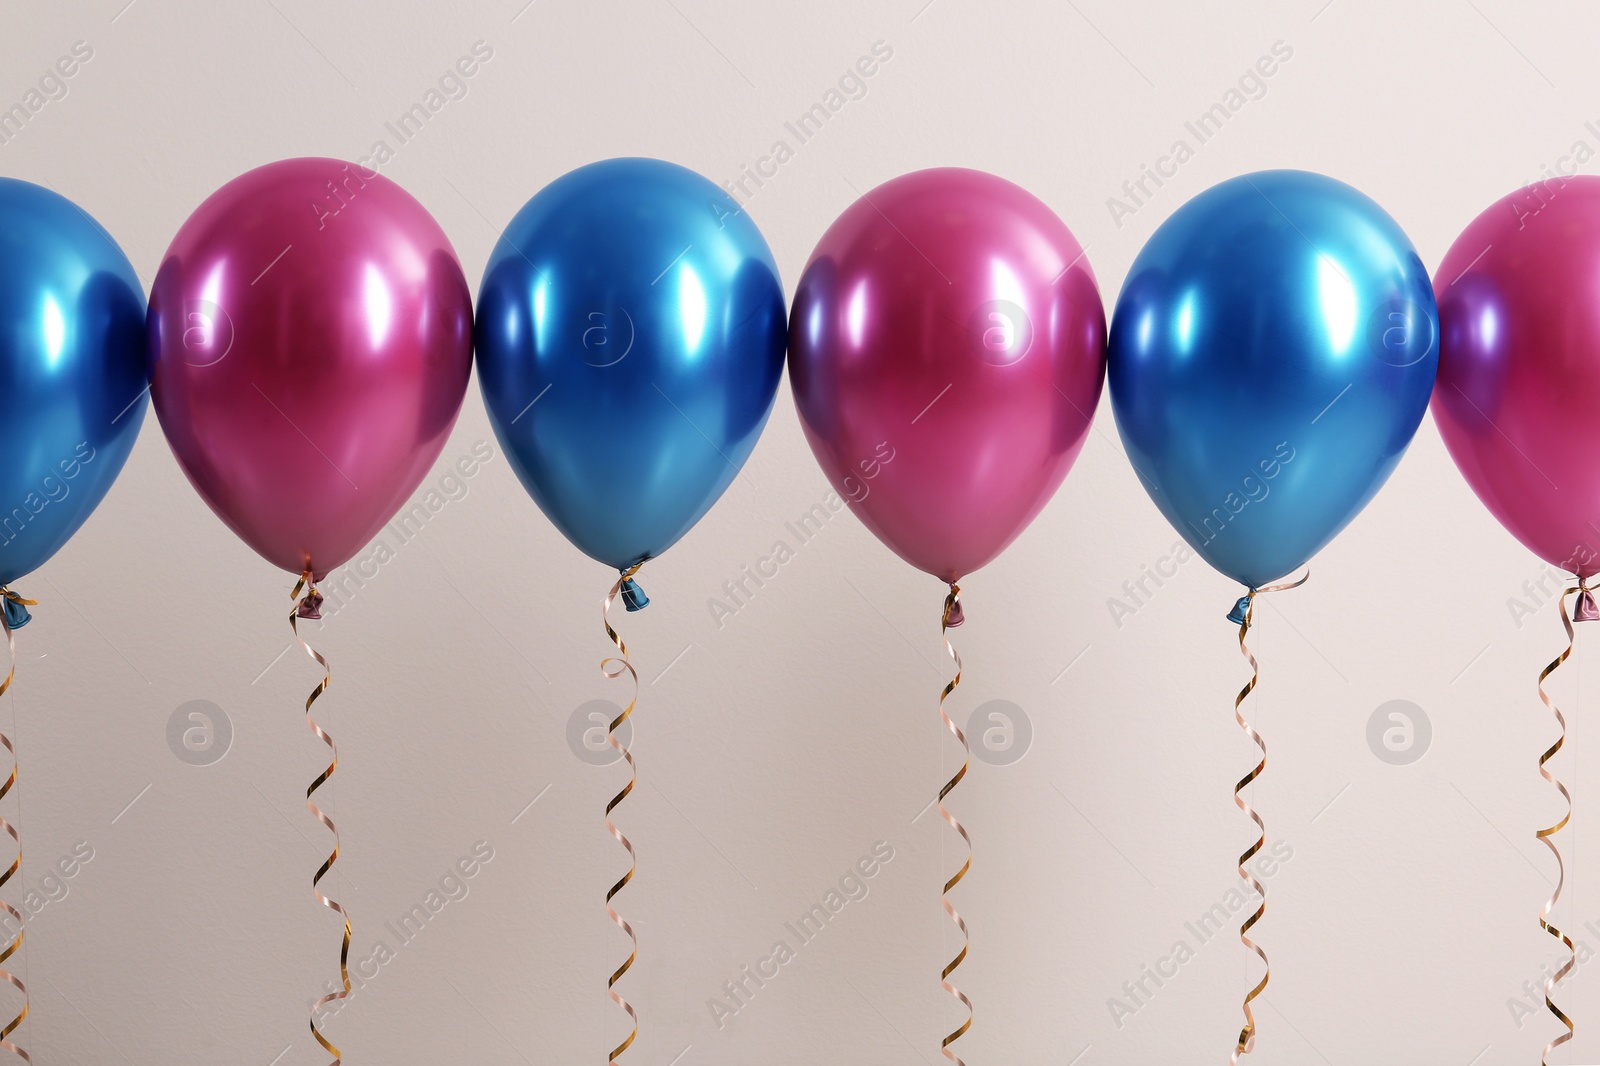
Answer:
[1226, 593, 1252, 626]
[944, 588, 965, 628]
[1578, 586, 1599, 624]
[620, 575, 649, 612]
[1, 596, 31, 631]
[296, 588, 325, 620]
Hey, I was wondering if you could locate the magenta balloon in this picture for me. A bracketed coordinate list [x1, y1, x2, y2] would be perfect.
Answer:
[150, 158, 472, 579]
[789, 168, 1106, 583]
[1434, 177, 1600, 578]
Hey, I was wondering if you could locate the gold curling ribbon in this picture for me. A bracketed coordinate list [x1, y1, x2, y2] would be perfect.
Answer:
[0, 588, 34, 1064]
[290, 572, 349, 1066]
[1535, 582, 1581, 1065]
[937, 584, 972, 1066]
[1229, 570, 1307, 1064]
[602, 563, 643, 1065]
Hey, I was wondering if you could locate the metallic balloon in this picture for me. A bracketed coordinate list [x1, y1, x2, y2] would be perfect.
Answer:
[789, 168, 1106, 583]
[150, 158, 473, 579]
[1433, 177, 1600, 578]
[1108, 170, 1438, 591]
[476, 157, 786, 570]
[0, 178, 148, 589]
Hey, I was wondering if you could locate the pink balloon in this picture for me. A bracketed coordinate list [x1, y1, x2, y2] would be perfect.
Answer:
[150, 158, 472, 579]
[1434, 176, 1600, 578]
[789, 168, 1106, 583]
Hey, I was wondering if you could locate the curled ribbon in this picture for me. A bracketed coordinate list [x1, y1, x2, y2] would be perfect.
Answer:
[603, 563, 644, 1065]
[291, 572, 349, 1066]
[937, 584, 972, 1066]
[1535, 581, 1581, 1065]
[0, 588, 33, 1064]
[1229, 570, 1307, 1064]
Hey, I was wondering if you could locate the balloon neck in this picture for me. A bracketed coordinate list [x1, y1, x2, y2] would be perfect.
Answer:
[620, 575, 649, 612]
[1, 593, 31, 631]
[944, 585, 964, 628]
[1226, 593, 1253, 626]
[296, 587, 325, 620]
[1578, 585, 1599, 624]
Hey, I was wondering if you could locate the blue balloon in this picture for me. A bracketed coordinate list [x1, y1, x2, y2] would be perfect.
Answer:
[476, 158, 786, 580]
[0, 178, 148, 596]
[1108, 170, 1437, 593]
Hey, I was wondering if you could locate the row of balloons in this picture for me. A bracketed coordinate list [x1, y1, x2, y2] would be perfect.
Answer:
[3, 156, 1596, 1065]
[2, 158, 1592, 613]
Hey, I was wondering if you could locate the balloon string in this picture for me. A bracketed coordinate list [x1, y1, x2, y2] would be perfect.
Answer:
[1536, 583, 1580, 1066]
[1229, 570, 1307, 1064]
[938, 584, 972, 1066]
[0, 588, 33, 1064]
[603, 563, 643, 1066]
[291, 572, 349, 1066]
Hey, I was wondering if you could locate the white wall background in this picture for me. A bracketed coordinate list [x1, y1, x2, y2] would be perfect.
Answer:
[0, 0, 1594, 1062]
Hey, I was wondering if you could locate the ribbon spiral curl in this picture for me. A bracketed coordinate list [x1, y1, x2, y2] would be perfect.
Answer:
[1229, 571, 1306, 1064]
[0, 588, 34, 1064]
[1535, 582, 1581, 1066]
[937, 584, 972, 1066]
[603, 563, 644, 1065]
[291, 573, 349, 1066]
